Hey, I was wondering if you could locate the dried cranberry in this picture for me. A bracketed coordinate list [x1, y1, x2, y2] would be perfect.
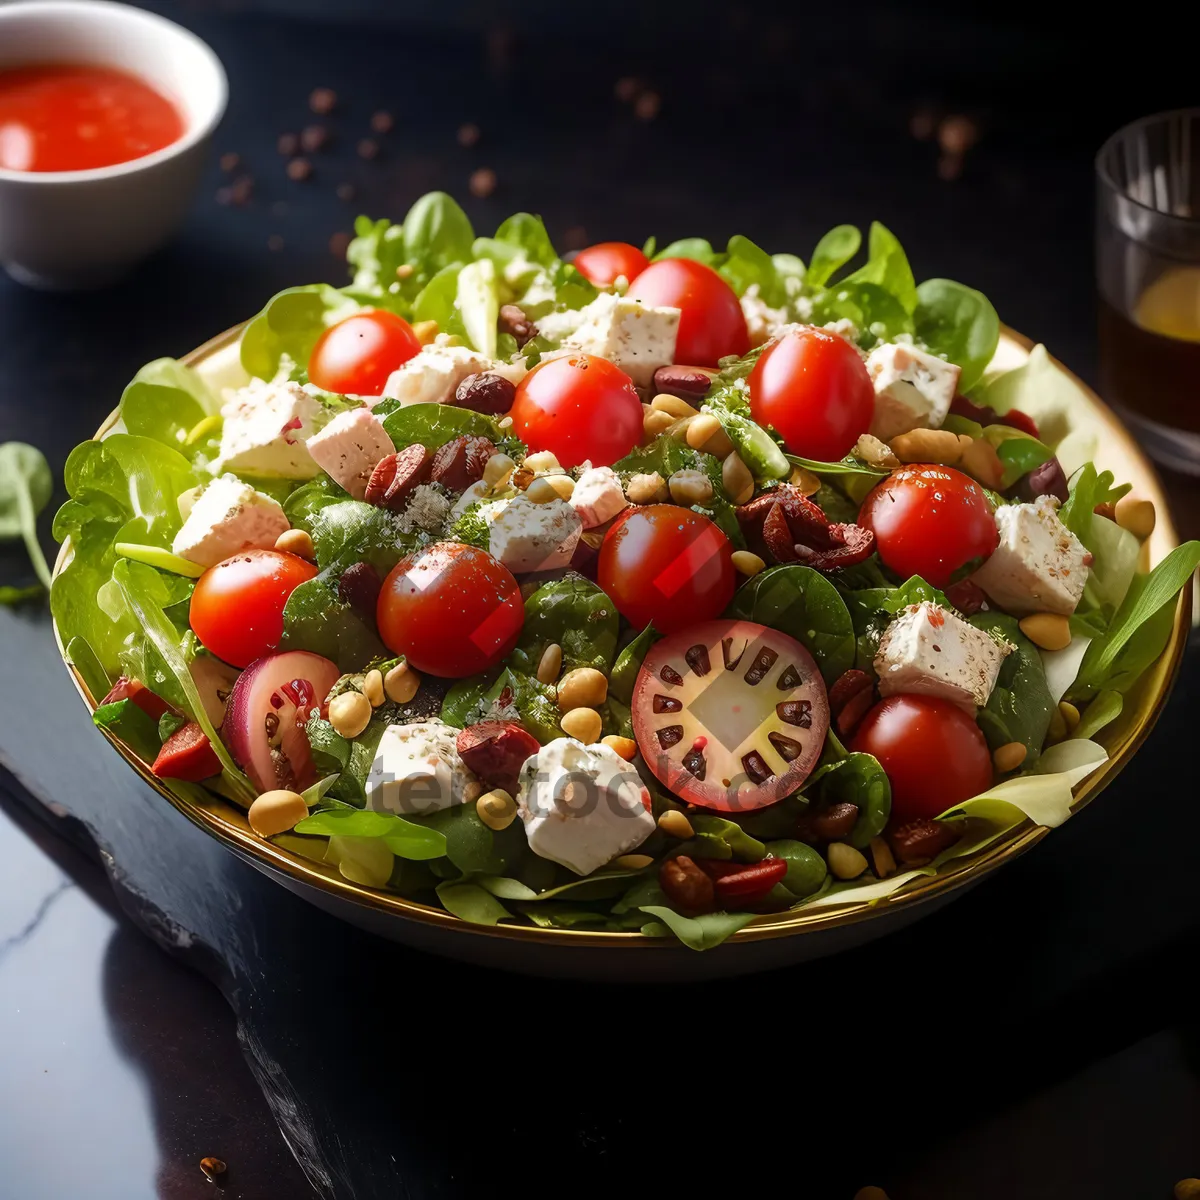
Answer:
[338, 562, 382, 620]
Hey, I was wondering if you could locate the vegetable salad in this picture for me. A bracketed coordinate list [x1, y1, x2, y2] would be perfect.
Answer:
[53, 192, 1200, 950]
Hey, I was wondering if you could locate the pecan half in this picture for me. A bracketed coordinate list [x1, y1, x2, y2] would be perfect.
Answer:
[828, 668, 875, 737]
[887, 819, 961, 866]
[454, 372, 516, 416]
[651, 364, 717, 401]
[498, 304, 538, 347]
[429, 435, 496, 492]
[659, 855, 715, 915]
[365, 445, 431, 510]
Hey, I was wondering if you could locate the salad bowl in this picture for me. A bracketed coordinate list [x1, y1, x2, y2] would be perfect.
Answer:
[51, 201, 1195, 981]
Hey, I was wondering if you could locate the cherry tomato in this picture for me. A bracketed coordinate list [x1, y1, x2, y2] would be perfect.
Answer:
[509, 353, 643, 469]
[190, 550, 318, 668]
[572, 241, 649, 287]
[850, 695, 993, 820]
[627, 258, 749, 366]
[748, 326, 874, 461]
[377, 542, 524, 678]
[858, 464, 999, 589]
[308, 309, 421, 396]
[598, 506, 736, 635]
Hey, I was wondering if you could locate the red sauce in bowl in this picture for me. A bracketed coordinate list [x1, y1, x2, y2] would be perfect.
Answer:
[0, 63, 184, 173]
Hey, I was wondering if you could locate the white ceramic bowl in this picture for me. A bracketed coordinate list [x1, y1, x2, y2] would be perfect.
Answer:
[0, 0, 227, 289]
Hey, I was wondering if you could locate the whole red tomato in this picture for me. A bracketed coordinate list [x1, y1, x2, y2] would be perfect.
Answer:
[308, 310, 421, 396]
[627, 259, 749, 366]
[573, 242, 649, 287]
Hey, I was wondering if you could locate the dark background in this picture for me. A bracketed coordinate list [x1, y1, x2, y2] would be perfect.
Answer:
[2, 3, 1199, 1198]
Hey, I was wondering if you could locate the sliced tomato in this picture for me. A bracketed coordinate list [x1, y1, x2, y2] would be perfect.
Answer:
[152, 721, 222, 782]
[631, 619, 830, 813]
[101, 676, 172, 721]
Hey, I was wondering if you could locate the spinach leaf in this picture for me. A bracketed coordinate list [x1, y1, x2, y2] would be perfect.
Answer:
[765, 839, 829, 898]
[841, 222, 918, 315]
[719, 235, 781, 305]
[810, 281, 913, 344]
[805, 748, 891, 847]
[283, 476, 351, 529]
[281, 577, 386, 671]
[419, 801, 525, 876]
[450, 668, 562, 743]
[119, 359, 218, 452]
[509, 575, 620, 675]
[727, 564, 856, 684]
[969, 613, 1054, 760]
[653, 238, 716, 264]
[436, 881, 513, 925]
[609, 624, 661, 706]
[402, 191, 475, 275]
[480, 211, 558, 267]
[93, 698, 163, 763]
[913, 279, 1001, 392]
[294, 807, 447, 860]
[785, 452, 888, 485]
[410, 262, 460, 326]
[240, 284, 352, 380]
[440, 670, 500, 729]
[638, 906, 757, 950]
[807, 225, 862, 287]
[838, 575, 948, 675]
[0, 442, 53, 591]
[306, 500, 413, 575]
[380, 402, 514, 453]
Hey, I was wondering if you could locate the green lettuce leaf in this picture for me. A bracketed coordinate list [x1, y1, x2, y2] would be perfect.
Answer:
[913, 279, 1000, 392]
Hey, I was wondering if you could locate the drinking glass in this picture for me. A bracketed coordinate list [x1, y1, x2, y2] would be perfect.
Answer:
[1096, 109, 1200, 474]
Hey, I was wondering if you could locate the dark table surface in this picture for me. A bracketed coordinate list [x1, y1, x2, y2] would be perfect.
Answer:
[2, 4, 1199, 1197]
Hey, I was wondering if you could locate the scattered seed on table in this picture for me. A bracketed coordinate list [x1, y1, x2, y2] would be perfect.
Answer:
[910, 108, 936, 140]
[357, 137, 380, 160]
[562, 225, 589, 250]
[614, 76, 639, 102]
[215, 186, 233, 205]
[229, 176, 254, 205]
[309, 86, 337, 114]
[329, 231, 351, 257]
[370, 110, 394, 134]
[938, 114, 979, 154]
[937, 152, 963, 181]
[634, 91, 661, 121]
[199, 1157, 227, 1181]
[277, 131, 299, 156]
[301, 124, 329, 153]
[286, 157, 312, 181]
[457, 122, 480, 147]
[219, 151, 240, 172]
[267, 235, 284, 251]
[336, 181, 357, 202]
[469, 167, 497, 197]
[271, 200, 289, 217]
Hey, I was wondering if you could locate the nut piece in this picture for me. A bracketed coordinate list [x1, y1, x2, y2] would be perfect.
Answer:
[248, 789, 308, 837]
[200, 1157, 228, 1182]
[412, 319, 439, 345]
[328, 691, 372, 739]
[1114, 494, 1156, 540]
[477, 788, 517, 831]
[685, 413, 734, 457]
[1174, 1181, 1200, 1200]
[888, 819, 960, 865]
[560, 706, 603, 744]
[959, 437, 1005, 488]
[668, 468, 714, 506]
[868, 836, 897, 879]
[362, 668, 385, 708]
[383, 661, 420, 704]
[523, 450, 562, 474]
[498, 304, 537, 347]
[853, 433, 901, 470]
[731, 550, 766, 577]
[536, 643, 563, 685]
[601, 734, 638, 761]
[890, 428, 965, 465]
[658, 809, 694, 839]
[1019, 611, 1072, 651]
[659, 855, 715, 913]
[853, 1189, 891, 1200]
[652, 364, 717, 401]
[557, 667, 608, 710]
[642, 409, 676, 440]
[482, 452, 516, 488]
[626, 472, 668, 504]
[722, 453, 755, 505]
[526, 475, 575, 504]
[993, 741, 1027, 773]
[827, 842, 869, 880]
[1059, 700, 1080, 732]
[651, 393, 700, 420]
[788, 465, 822, 496]
[275, 528, 315, 561]
[612, 853, 654, 870]
[454, 371, 516, 415]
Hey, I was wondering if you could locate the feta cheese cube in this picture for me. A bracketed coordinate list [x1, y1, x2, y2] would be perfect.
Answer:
[486, 495, 581, 574]
[972, 497, 1090, 616]
[381, 345, 493, 407]
[518, 737, 655, 876]
[214, 379, 327, 479]
[366, 720, 475, 816]
[875, 601, 1011, 710]
[565, 293, 680, 387]
[305, 407, 394, 500]
[866, 342, 961, 442]
[570, 466, 627, 529]
[170, 473, 290, 568]
[450, 479, 495, 520]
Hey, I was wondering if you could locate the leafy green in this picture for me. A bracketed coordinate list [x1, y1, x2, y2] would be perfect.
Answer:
[785, 452, 888, 486]
[455, 258, 500, 357]
[0, 584, 44, 605]
[476, 211, 557, 268]
[114, 543, 205, 578]
[447, 502, 491, 550]
[281, 578, 386, 671]
[436, 881, 513, 925]
[969, 613, 1055, 761]
[913, 279, 1000, 392]
[807, 225, 862, 287]
[702, 382, 790, 480]
[804, 739, 891, 847]
[293, 807, 447, 859]
[451, 668, 563, 744]
[718, 235, 782, 305]
[1074, 690, 1123, 741]
[0, 442, 53, 592]
[609, 624, 661, 706]
[402, 191, 475, 276]
[638, 906, 757, 950]
[980, 425, 1053, 490]
[728, 564, 857, 684]
[240, 285, 352, 381]
[679, 814, 765, 863]
[1059, 464, 1131, 549]
[119, 359, 218, 453]
[765, 839, 828, 898]
[419, 801, 525, 877]
[508, 575, 620, 675]
[841, 222, 918, 315]
[653, 238, 716, 264]
[810, 282, 912, 345]
[380, 402, 514, 454]
[93, 698, 162, 763]
[439, 670, 500, 729]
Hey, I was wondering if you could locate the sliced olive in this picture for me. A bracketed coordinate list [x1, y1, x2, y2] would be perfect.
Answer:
[660, 664, 683, 686]
[653, 694, 683, 714]
[657, 725, 684, 749]
[768, 731, 803, 762]
[744, 646, 779, 686]
[777, 663, 803, 690]
[682, 746, 707, 779]
[722, 637, 747, 670]
[742, 750, 773, 784]
[685, 644, 711, 676]
[777, 699, 813, 728]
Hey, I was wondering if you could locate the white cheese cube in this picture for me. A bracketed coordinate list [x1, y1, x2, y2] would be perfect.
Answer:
[518, 738, 655, 876]
[450, 479, 494, 520]
[565, 293, 680, 387]
[866, 342, 961, 442]
[486, 495, 581, 574]
[171, 473, 290, 568]
[366, 720, 475, 816]
[972, 497, 1090, 617]
[305, 407, 394, 500]
[214, 379, 327, 479]
[570, 466, 628, 529]
[380, 345, 493, 407]
[875, 601, 1011, 711]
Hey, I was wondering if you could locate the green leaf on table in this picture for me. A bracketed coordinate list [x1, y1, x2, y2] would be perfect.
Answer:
[508, 574, 620, 675]
[0, 442, 54, 591]
[913, 279, 1000, 392]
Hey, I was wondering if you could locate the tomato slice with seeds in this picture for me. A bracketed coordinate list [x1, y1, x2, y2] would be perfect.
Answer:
[631, 619, 830, 813]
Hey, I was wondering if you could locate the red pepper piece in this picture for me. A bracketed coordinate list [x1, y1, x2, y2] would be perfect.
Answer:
[101, 676, 172, 721]
[694, 858, 746, 880]
[740, 484, 874, 570]
[152, 721, 222, 781]
[711, 857, 789, 903]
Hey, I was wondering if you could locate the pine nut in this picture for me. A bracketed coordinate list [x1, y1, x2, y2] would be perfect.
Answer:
[1059, 700, 1081, 732]
[993, 741, 1027, 773]
[537, 643, 563, 685]
[668, 468, 714, 506]
[650, 393, 699, 419]
[1046, 705, 1068, 744]
[959, 437, 1005, 488]
[890, 428, 964, 465]
[643, 409, 676, 440]
[789, 465, 822, 496]
[482, 453, 516, 488]
[868, 836, 897, 879]
[731, 550, 766, 577]
[362, 669, 385, 708]
[1019, 612, 1072, 651]
[384, 661, 420, 704]
[523, 450, 561, 474]
[658, 809, 694, 839]
[626, 472, 668, 504]
[1114, 494, 1156, 540]
[686, 413, 734, 457]
[248, 789, 308, 837]
[462, 780, 485, 805]
[560, 707, 603, 744]
[543, 474, 575, 500]
[557, 667, 608, 710]
[525, 475, 569, 504]
[601, 734, 638, 761]
[827, 841, 869, 880]
[722, 453, 754, 504]
[612, 853, 654, 870]
[412, 319, 439, 345]
[1174, 1180, 1200, 1200]
[328, 691, 372, 738]
[477, 788, 516, 831]
[853, 434, 900, 470]
[275, 528, 316, 561]
[854, 1189, 891, 1200]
